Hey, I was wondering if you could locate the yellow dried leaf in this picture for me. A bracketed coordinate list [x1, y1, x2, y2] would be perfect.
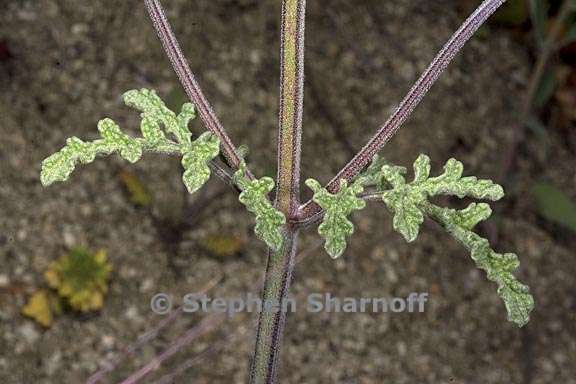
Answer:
[119, 170, 152, 206]
[22, 290, 61, 328]
[201, 234, 245, 257]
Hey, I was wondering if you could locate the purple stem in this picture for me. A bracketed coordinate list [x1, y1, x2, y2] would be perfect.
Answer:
[143, 0, 253, 179]
[297, 0, 507, 221]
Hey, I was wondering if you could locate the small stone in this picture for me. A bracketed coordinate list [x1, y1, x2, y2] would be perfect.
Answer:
[139, 278, 154, 293]
[18, 323, 40, 344]
[45, 352, 62, 375]
[63, 230, 75, 247]
[101, 335, 115, 349]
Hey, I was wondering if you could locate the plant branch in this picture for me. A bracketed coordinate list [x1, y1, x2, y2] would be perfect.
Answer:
[297, 0, 507, 221]
[250, 2, 306, 383]
[143, 0, 253, 179]
[274, 0, 306, 216]
[249, 230, 299, 384]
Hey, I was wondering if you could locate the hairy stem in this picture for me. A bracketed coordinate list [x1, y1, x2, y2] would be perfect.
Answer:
[143, 0, 253, 179]
[251, 1, 306, 383]
[274, 0, 306, 216]
[297, 0, 507, 221]
[249, 230, 299, 384]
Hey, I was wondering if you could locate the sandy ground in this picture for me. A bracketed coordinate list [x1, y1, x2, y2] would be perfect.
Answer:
[0, 0, 575, 383]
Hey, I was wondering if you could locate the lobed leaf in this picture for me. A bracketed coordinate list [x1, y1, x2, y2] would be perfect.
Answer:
[306, 178, 366, 258]
[234, 162, 286, 251]
[181, 132, 221, 194]
[123, 88, 195, 145]
[357, 153, 534, 326]
[40, 88, 215, 194]
[40, 119, 143, 186]
[423, 202, 534, 327]
[378, 154, 504, 242]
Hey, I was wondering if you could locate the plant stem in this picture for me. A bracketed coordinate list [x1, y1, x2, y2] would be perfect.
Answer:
[251, 1, 306, 383]
[249, 230, 299, 384]
[297, 0, 507, 222]
[143, 0, 253, 179]
[275, 0, 306, 216]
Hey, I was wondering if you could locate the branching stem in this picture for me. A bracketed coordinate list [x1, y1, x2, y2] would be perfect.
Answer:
[297, 0, 507, 221]
[143, 0, 253, 179]
[250, 1, 306, 383]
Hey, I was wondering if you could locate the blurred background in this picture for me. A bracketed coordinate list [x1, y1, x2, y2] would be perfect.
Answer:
[0, 0, 575, 383]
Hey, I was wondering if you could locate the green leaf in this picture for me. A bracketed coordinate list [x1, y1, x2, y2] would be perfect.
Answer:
[493, 0, 529, 26]
[234, 162, 286, 251]
[181, 132, 220, 194]
[306, 178, 366, 258]
[378, 154, 503, 242]
[532, 183, 576, 232]
[361, 153, 533, 326]
[533, 67, 556, 108]
[97, 118, 143, 163]
[423, 202, 534, 327]
[528, 0, 548, 49]
[40, 88, 218, 194]
[123, 88, 194, 145]
[41, 119, 143, 186]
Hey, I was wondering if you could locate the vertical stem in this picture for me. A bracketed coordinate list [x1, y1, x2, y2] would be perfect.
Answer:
[251, 1, 306, 383]
[275, 0, 306, 216]
[249, 230, 299, 384]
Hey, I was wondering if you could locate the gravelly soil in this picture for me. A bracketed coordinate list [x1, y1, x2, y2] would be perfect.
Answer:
[0, 0, 575, 383]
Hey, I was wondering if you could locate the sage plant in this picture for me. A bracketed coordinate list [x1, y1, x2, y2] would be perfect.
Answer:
[39, 0, 534, 382]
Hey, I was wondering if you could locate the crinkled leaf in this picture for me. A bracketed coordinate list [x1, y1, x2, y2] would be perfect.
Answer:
[362, 153, 533, 326]
[423, 202, 534, 327]
[306, 178, 366, 258]
[382, 187, 424, 242]
[234, 162, 286, 251]
[97, 118, 143, 162]
[123, 88, 194, 145]
[181, 132, 220, 194]
[424, 157, 504, 200]
[378, 154, 504, 242]
[40, 118, 143, 186]
[41, 89, 211, 193]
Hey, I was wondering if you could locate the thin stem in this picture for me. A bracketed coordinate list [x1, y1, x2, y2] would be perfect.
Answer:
[297, 0, 507, 221]
[275, 0, 306, 216]
[251, 1, 306, 382]
[249, 229, 299, 384]
[143, 0, 253, 179]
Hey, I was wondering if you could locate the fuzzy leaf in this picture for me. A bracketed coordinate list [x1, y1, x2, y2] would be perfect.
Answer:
[41, 89, 212, 191]
[40, 119, 143, 186]
[423, 202, 534, 327]
[181, 132, 220, 194]
[306, 178, 366, 258]
[361, 153, 533, 326]
[234, 163, 286, 251]
[97, 118, 143, 162]
[378, 154, 504, 242]
[123, 88, 194, 145]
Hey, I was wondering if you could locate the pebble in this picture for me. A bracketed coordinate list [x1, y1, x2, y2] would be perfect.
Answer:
[18, 323, 40, 344]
